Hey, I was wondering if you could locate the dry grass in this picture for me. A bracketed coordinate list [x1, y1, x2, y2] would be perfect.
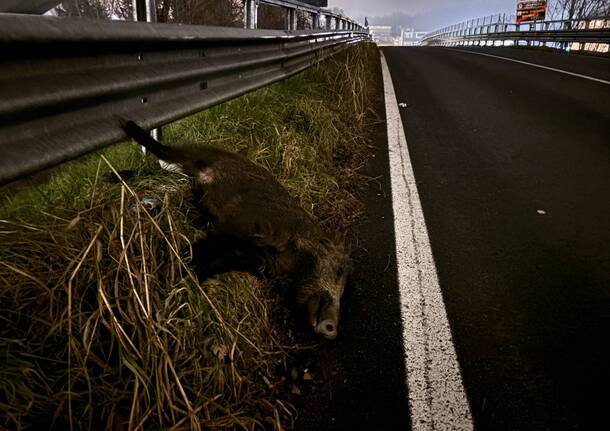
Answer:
[0, 43, 380, 430]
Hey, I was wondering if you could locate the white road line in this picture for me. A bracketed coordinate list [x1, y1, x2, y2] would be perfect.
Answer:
[455, 49, 610, 85]
[380, 51, 473, 431]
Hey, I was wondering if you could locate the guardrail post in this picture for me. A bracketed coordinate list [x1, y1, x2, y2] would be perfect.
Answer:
[286, 8, 297, 31]
[243, 0, 258, 29]
[526, 21, 534, 46]
[312, 12, 319, 30]
[133, 0, 156, 23]
[132, 0, 162, 145]
[292, 9, 298, 30]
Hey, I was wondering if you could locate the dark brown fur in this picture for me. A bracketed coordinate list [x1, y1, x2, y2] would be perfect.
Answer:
[122, 120, 350, 339]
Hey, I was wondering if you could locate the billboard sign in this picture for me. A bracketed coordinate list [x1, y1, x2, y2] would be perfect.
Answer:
[516, 1, 547, 23]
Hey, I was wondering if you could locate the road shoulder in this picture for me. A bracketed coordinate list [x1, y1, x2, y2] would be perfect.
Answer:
[294, 50, 411, 431]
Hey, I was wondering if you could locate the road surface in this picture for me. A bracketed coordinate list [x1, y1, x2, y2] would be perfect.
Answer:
[297, 47, 610, 430]
[381, 46, 610, 430]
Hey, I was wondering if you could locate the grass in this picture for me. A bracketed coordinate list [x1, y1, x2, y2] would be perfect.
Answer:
[0, 42, 380, 430]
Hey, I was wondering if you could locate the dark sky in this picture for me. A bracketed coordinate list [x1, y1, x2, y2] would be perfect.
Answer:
[330, 0, 521, 30]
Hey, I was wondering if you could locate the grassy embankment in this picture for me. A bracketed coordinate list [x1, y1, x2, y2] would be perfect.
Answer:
[0, 43, 380, 430]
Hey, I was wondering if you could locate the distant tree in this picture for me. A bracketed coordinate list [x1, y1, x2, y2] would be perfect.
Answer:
[297, 10, 312, 29]
[156, 0, 242, 27]
[258, 4, 287, 30]
[551, 0, 610, 20]
[55, 0, 111, 18]
[54, 0, 132, 19]
[54, 0, 243, 24]
[108, 0, 133, 19]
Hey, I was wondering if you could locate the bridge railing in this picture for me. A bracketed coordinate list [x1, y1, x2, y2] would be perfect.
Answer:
[0, 2, 368, 185]
[246, 0, 364, 31]
[421, 14, 610, 47]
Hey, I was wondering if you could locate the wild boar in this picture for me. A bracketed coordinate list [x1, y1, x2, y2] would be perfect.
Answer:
[121, 120, 350, 339]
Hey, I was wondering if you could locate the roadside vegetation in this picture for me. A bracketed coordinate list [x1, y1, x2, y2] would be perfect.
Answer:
[0, 43, 380, 430]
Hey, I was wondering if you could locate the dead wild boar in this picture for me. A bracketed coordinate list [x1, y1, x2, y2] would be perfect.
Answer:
[121, 120, 350, 340]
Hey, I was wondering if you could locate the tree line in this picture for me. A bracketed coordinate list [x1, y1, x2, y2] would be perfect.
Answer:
[54, 0, 318, 29]
[550, 0, 610, 20]
[56, 0, 248, 26]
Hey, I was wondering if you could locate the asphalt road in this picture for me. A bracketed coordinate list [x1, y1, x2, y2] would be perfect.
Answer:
[381, 47, 610, 430]
[295, 59, 411, 431]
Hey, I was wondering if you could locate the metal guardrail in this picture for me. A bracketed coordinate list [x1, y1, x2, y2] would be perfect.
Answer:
[0, 13, 368, 185]
[421, 15, 610, 47]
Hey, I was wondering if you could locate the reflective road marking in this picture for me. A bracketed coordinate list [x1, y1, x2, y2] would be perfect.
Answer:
[456, 49, 610, 85]
[380, 51, 474, 431]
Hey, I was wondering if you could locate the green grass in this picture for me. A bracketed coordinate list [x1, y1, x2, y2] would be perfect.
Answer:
[0, 43, 380, 430]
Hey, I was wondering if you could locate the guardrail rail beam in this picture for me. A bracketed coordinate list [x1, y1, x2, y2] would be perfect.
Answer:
[0, 13, 368, 185]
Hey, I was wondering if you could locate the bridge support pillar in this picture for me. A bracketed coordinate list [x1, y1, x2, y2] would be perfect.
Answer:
[243, 0, 258, 29]
[286, 8, 297, 31]
[133, 0, 156, 23]
[312, 12, 320, 30]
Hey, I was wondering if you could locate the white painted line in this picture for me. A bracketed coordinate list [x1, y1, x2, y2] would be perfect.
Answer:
[380, 51, 473, 431]
[455, 49, 610, 85]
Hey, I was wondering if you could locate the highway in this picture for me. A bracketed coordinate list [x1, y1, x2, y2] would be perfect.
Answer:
[297, 47, 610, 430]
[4, 6, 608, 429]
[381, 47, 610, 430]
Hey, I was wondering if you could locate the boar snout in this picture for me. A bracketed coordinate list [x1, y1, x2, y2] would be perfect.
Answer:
[306, 292, 340, 340]
[297, 237, 349, 340]
[315, 319, 338, 340]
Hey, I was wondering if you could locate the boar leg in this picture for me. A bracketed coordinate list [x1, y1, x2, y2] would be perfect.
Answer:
[193, 235, 263, 279]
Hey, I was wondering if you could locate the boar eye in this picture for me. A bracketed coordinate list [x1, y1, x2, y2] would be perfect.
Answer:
[318, 293, 332, 309]
[336, 267, 345, 279]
